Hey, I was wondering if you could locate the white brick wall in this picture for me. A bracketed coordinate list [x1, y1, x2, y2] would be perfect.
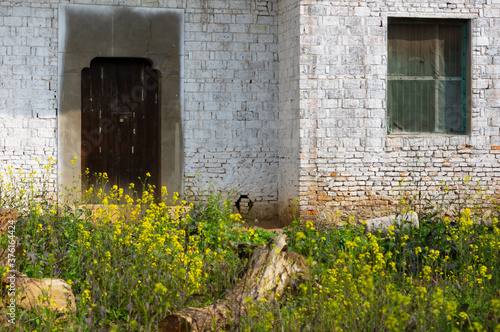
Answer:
[0, 2, 58, 190]
[278, 0, 300, 223]
[2, 0, 500, 222]
[181, 0, 279, 221]
[0, 0, 279, 221]
[297, 0, 500, 220]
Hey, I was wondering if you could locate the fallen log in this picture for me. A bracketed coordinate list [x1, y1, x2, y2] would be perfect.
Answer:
[0, 209, 17, 234]
[160, 234, 309, 332]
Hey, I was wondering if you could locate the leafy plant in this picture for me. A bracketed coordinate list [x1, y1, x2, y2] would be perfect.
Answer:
[1, 161, 500, 331]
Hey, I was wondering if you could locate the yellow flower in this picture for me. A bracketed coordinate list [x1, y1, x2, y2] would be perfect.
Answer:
[230, 213, 243, 223]
[296, 231, 306, 241]
[422, 265, 432, 281]
[154, 283, 167, 293]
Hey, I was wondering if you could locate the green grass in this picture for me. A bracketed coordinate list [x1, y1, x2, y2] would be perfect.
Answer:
[1, 161, 500, 331]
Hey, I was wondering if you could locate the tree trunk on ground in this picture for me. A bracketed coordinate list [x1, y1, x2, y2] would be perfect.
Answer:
[0, 209, 17, 234]
[160, 234, 309, 332]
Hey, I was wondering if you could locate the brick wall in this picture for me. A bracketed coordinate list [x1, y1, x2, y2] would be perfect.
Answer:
[297, 0, 500, 220]
[2, 0, 500, 223]
[0, 3, 58, 189]
[0, 0, 279, 221]
[182, 0, 279, 221]
[278, 0, 301, 223]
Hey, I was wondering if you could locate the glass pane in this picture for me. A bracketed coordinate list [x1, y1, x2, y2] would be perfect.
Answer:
[388, 80, 435, 133]
[439, 24, 463, 77]
[388, 23, 436, 77]
[437, 80, 463, 134]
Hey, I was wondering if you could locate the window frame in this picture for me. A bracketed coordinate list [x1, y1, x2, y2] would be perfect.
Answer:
[387, 17, 471, 136]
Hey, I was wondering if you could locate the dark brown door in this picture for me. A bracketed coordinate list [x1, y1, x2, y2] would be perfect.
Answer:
[81, 58, 159, 198]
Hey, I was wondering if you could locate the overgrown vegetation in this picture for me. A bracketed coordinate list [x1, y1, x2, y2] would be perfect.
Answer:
[1, 159, 500, 331]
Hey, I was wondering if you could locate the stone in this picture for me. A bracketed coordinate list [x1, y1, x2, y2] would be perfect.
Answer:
[364, 211, 419, 233]
[15, 278, 76, 314]
[0, 211, 75, 315]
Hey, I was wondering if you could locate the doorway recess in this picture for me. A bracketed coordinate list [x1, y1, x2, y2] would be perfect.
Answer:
[58, 4, 184, 201]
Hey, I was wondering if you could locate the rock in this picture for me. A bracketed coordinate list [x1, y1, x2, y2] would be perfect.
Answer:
[15, 278, 76, 314]
[0, 210, 76, 316]
[365, 211, 419, 233]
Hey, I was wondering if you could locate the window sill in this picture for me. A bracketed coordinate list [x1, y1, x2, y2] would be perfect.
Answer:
[387, 133, 469, 137]
[385, 133, 471, 148]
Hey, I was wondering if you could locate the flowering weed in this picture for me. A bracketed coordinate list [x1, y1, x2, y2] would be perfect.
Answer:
[1, 164, 500, 331]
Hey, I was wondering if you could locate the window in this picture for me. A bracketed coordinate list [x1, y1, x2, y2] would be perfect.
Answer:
[387, 18, 468, 134]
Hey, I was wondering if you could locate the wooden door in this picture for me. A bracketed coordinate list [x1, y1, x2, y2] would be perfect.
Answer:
[81, 58, 159, 198]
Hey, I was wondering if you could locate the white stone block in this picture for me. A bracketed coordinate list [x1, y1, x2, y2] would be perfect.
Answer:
[476, 37, 489, 46]
[365, 212, 419, 233]
[4, 17, 23, 26]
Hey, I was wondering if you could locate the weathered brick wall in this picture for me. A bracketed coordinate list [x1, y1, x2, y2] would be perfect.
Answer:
[278, 0, 301, 223]
[2, 0, 500, 223]
[182, 0, 279, 221]
[0, 0, 279, 221]
[0, 3, 58, 189]
[297, 0, 500, 220]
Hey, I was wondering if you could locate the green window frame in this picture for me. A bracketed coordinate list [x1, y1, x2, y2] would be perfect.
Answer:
[387, 18, 467, 134]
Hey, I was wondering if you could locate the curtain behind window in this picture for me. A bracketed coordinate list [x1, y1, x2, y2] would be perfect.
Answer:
[387, 20, 465, 134]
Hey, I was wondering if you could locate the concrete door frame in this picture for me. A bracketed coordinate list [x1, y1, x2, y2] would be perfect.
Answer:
[57, 4, 184, 200]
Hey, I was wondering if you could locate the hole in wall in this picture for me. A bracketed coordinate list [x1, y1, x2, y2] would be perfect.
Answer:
[235, 195, 253, 215]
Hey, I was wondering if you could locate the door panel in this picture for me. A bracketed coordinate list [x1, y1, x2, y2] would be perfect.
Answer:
[81, 58, 159, 198]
